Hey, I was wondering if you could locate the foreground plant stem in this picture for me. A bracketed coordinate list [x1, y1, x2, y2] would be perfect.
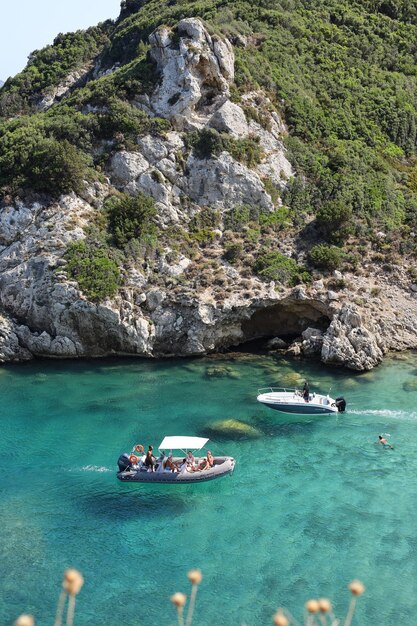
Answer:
[343, 597, 357, 626]
[54, 590, 67, 626]
[66, 594, 77, 626]
[177, 605, 185, 626]
[185, 583, 198, 626]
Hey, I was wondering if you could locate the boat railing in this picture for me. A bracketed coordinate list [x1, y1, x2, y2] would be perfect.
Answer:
[258, 387, 301, 394]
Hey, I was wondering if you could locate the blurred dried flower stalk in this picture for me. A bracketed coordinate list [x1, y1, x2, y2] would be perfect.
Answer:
[54, 568, 84, 626]
[14, 569, 364, 626]
[273, 580, 366, 626]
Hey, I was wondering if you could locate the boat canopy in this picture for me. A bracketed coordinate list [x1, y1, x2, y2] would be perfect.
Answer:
[158, 436, 209, 451]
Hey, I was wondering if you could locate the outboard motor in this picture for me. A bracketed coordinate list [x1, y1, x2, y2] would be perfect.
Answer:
[335, 397, 346, 413]
[117, 453, 131, 472]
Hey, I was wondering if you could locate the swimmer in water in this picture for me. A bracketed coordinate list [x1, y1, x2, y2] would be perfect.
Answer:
[378, 435, 394, 449]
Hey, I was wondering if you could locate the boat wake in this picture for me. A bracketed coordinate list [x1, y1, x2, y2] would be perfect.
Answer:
[80, 465, 112, 473]
[349, 408, 417, 421]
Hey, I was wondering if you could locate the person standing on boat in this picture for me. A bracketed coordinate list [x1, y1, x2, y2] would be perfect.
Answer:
[145, 445, 156, 471]
[302, 381, 310, 402]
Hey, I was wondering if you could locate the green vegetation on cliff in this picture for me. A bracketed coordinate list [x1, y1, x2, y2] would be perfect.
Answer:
[0, 26, 112, 116]
[2, 0, 417, 297]
[65, 240, 121, 301]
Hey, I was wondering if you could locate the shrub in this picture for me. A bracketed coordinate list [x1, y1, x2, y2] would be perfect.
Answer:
[327, 278, 347, 290]
[309, 244, 345, 271]
[223, 242, 243, 264]
[253, 251, 310, 284]
[243, 104, 272, 131]
[28, 139, 92, 195]
[224, 205, 261, 230]
[262, 177, 281, 205]
[187, 128, 263, 167]
[0, 26, 110, 116]
[189, 208, 221, 232]
[259, 206, 292, 229]
[187, 128, 225, 159]
[227, 135, 263, 167]
[190, 228, 217, 244]
[43, 107, 96, 151]
[316, 200, 353, 242]
[64, 240, 121, 301]
[0, 121, 92, 196]
[96, 98, 166, 145]
[104, 192, 157, 248]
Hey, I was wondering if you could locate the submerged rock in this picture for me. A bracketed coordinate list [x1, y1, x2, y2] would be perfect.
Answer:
[340, 377, 360, 389]
[205, 365, 240, 378]
[281, 372, 304, 387]
[204, 418, 262, 439]
[402, 379, 417, 392]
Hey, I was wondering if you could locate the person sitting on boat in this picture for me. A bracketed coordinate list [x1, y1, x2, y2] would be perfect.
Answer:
[145, 445, 156, 471]
[302, 381, 310, 402]
[186, 450, 195, 468]
[178, 458, 188, 472]
[193, 457, 209, 471]
[207, 450, 214, 467]
[164, 452, 179, 472]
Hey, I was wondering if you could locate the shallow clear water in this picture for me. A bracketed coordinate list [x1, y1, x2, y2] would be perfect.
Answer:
[1, 352, 417, 625]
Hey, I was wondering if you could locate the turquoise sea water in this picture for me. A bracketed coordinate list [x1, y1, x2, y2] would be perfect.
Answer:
[1, 352, 417, 626]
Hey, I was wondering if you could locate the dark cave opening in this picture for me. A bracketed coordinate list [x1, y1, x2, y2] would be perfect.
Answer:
[237, 302, 330, 351]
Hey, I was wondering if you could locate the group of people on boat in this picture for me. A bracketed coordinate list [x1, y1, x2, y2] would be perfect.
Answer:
[132, 444, 215, 473]
[163, 449, 215, 473]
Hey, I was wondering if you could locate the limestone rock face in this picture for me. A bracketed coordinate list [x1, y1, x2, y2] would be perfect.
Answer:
[267, 337, 287, 350]
[0, 191, 155, 360]
[0, 315, 32, 362]
[110, 152, 149, 185]
[186, 152, 273, 210]
[301, 327, 324, 356]
[209, 101, 249, 137]
[149, 18, 233, 127]
[321, 305, 384, 370]
[107, 19, 292, 224]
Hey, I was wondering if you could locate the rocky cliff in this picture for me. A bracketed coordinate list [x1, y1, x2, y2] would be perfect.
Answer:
[1, 7, 417, 371]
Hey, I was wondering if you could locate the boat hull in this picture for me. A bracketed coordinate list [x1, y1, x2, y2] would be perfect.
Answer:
[117, 456, 235, 483]
[257, 390, 340, 416]
[259, 402, 336, 415]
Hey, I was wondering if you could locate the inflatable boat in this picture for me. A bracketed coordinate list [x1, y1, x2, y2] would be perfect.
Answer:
[117, 436, 235, 483]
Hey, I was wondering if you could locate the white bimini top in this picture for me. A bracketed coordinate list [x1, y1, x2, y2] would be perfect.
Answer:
[158, 436, 209, 451]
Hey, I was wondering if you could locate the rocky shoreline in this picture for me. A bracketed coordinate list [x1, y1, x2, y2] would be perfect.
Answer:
[1, 243, 416, 370]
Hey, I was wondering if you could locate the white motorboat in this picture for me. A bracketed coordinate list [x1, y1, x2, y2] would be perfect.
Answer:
[117, 435, 235, 483]
[257, 387, 346, 415]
